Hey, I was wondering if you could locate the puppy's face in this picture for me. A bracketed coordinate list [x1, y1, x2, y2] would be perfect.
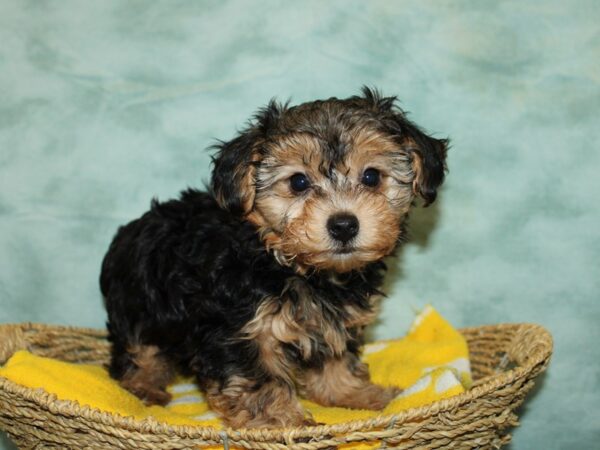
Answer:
[251, 128, 412, 272]
[212, 88, 447, 273]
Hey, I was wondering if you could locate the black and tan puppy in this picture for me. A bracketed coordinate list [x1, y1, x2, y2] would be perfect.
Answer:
[100, 88, 447, 428]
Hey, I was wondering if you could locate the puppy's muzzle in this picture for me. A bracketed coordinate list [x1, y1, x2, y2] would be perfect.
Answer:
[327, 213, 359, 244]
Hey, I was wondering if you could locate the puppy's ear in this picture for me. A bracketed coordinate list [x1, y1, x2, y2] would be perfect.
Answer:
[404, 128, 448, 206]
[211, 100, 286, 216]
[211, 129, 262, 216]
[360, 87, 448, 206]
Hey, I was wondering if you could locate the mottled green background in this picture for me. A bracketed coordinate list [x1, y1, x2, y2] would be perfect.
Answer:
[1, 1, 599, 449]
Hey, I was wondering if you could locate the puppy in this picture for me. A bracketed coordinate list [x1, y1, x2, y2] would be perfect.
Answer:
[100, 87, 447, 428]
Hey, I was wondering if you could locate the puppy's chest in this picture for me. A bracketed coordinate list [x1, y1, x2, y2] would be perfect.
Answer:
[242, 278, 378, 369]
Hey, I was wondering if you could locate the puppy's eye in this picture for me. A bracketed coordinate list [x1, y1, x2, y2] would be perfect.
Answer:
[361, 168, 380, 187]
[290, 173, 310, 192]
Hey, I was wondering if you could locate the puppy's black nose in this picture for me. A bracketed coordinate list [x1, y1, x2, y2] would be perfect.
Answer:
[327, 213, 359, 243]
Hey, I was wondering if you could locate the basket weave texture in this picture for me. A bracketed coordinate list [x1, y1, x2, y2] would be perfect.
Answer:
[0, 322, 552, 450]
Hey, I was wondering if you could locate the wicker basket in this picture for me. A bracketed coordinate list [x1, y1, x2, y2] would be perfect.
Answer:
[0, 322, 552, 450]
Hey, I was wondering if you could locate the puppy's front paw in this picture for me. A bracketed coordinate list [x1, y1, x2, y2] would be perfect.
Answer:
[121, 382, 172, 406]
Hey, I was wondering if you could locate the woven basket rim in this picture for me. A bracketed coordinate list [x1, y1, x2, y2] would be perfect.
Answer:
[0, 321, 553, 443]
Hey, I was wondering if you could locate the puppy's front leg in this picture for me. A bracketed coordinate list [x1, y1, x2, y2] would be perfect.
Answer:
[205, 375, 312, 428]
[300, 353, 400, 410]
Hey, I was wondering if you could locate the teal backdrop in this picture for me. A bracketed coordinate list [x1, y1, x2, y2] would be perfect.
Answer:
[1, 1, 599, 448]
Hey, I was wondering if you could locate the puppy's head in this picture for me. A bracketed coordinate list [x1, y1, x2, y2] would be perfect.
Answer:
[211, 88, 448, 273]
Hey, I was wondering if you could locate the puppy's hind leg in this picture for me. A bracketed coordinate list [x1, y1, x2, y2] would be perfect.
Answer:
[300, 352, 400, 411]
[109, 342, 175, 406]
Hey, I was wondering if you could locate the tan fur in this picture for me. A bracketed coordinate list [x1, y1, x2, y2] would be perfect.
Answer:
[215, 142, 263, 214]
[299, 354, 400, 410]
[261, 133, 324, 188]
[120, 345, 174, 406]
[411, 151, 425, 197]
[348, 127, 416, 209]
[240, 298, 295, 384]
[343, 300, 380, 328]
[277, 189, 402, 272]
[241, 281, 349, 371]
[206, 376, 312, 428]
[248, 128, 416, 273]
[240, 151, 263, 213]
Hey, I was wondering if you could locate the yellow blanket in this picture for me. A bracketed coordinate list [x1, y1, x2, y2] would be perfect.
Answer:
[0, 306, 471, 430]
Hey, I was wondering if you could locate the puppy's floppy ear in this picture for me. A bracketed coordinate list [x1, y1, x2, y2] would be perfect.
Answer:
[211, 128, 262, 216]
[211, 100, 286, 216]
[361, 86, 448, 206]
[403, 126, 448, 206]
